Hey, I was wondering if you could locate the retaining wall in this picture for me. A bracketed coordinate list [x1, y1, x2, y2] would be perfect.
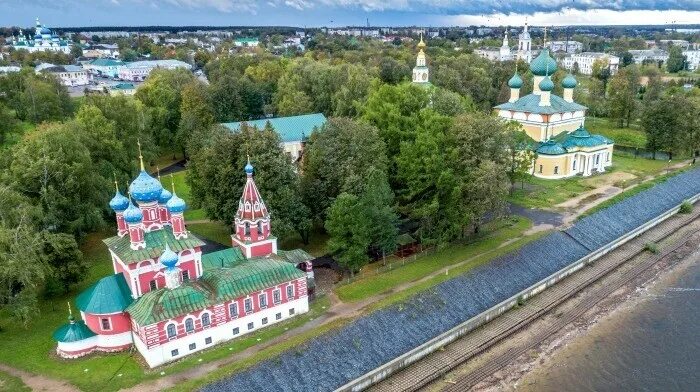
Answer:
[336, 184, 700, 391]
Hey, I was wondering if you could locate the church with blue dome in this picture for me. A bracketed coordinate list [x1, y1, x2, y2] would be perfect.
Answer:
[495, 44, 614, 179]
[11, 18, 72, 54]
[53, 149, 315, 367]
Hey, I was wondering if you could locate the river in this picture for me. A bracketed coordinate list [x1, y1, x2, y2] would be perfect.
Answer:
[518, 254, 700, 392]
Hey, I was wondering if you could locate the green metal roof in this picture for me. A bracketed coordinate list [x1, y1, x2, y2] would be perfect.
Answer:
[536, 140, 568, 155]
[53, 319, 97, 342]
[112, 83, 135, 90]
[557, 126, 614, 149]
[201, 247, 246, 271]
[126, 257, 305, 325]
[76, 273, 133, 314]
[127, 282, 212, 326]
[222, 113, 327, 143]
[89, 58, 124, 66]
[103, 228, 205, 265]
[277, 249, 313, 265]
[494, 93, 587, 115]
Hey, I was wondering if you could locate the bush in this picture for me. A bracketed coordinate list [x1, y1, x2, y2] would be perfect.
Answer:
[644, 242, 659, 254]
[679, 201, 693, 214]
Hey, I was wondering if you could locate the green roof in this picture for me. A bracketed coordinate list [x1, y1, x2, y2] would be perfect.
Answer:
[556, 126, 613, 149]
[112, 83, 135, 90]
[494, 93, 587, 115]
[235, 38, 259, 43]
[530, 49, 558, 76]
[536, 140, 568, 155]
[277, 249, 313, 265]
[103, 228, 205, 265]
[126, 257, 305, 325]
[53, 319, 97, 343]
[222, 113, 327, 143]
[76, 273, 133, 314]
[89, 58, 123, 66]
[127, 282, 212, 326]
[201, 247, 246, 271]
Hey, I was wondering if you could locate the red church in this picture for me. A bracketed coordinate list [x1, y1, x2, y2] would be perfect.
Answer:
[53, 154, 314, 367]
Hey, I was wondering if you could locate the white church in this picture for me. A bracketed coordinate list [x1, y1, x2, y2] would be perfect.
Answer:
[475, 22, 533, 63]
[11, 18, 72, 54]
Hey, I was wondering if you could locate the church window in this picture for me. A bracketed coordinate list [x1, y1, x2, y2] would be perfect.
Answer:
[245, 202, 251, 211]
[286, 284, 294, 299]
[573, 160, 577, 170]
[244, 298, 253, 313]
[185, 318, 194, 333]
[171, 349, 179, 357]
[100, 318, 111, 331]
[232, 327, 240, 335]
[244, 223, 250, 236]
[166, 323, 176, 339]
[149, 280, 157, 291]
[205, 337, 212, 344]
[262, 317, 268, 325]
[201, 313, 211, 327]
[254, 203, 260, 211]
[554, 166, 559, 175]
[257, 221, 263, 235]
[247, 322, 254, 330]
[181, 270, 189, 281]
[259, 293, 268, 309]
[538, 165, 543, 174]
[276, 313, 282, 320]
[595, 155, 600, 165]
[189, 343, 196, 350]
[289, 308, 295, 315]
[229, 303, 238, 318]
[273, 289, 281, 304]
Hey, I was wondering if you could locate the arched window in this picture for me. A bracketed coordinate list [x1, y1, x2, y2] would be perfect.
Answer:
[244, 223, 250, 235]
[201, 313, 210, 327]
[185, 318, 194, 333]
[166, 323, 176, 339]
[257, 221, 263, 235]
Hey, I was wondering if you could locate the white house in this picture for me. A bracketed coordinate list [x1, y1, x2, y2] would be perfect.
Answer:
[117, 60, 192, 82]
[563, 52, 620, 75]
[36, 63, 89, 87]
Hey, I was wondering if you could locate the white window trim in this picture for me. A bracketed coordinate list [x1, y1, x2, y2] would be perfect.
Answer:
[100, 317, 112, 331]
[229, 302, 239, 319]
[200, 311, 212, 329]
[244, 297, 253, 314]
[273, 289, 281, 305]
[165, 322, 178, 340]
[184, 317, 196, 334]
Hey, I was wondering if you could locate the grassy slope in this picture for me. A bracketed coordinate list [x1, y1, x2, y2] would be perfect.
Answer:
[0, 370, 30, 392]
[508, 176, 594, 209]
[586, 117, 647, 148]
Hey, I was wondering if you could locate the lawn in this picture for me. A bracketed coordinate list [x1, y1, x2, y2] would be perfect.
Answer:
[0, 370, 29, 392]
[585, 117, 646, 148]
[335, 216, 533, 302]
[188, 221, 232, 245]
[508, 176, 595, 209]
[168, 170, 206, 220]
[610, 153, 680, 178]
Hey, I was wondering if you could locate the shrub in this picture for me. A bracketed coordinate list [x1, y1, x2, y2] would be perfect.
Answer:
[644, 242, 659, 254]
[679, 201, 693, 214]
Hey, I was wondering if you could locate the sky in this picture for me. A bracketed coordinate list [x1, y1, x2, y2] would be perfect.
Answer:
[2, 0, 700, 28]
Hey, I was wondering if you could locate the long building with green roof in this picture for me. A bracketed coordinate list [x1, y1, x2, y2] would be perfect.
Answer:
[53, 155, 314, 368]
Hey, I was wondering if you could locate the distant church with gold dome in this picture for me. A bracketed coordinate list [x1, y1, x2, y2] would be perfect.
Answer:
[494, 48, 614, 179]
[412, 35, 431, 87]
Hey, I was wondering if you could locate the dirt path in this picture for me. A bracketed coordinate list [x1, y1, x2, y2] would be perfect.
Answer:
[0, 364, 80, 392]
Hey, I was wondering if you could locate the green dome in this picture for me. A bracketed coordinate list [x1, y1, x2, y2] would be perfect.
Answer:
[536, 140, 567, 155]
[562, 74, 577, 88]
[53, 318, 96, 343]
[530, 49, 558, 76]
[539, 75, 554, 92]
[560, 126, 614, 149]
[508, 72, 523, 88]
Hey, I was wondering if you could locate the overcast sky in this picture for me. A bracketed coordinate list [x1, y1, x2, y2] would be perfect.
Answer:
[2, 1, 700, 27]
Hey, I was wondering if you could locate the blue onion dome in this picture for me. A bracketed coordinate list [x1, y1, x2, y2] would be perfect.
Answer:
[159, 244, 179, 269]
[158, 188, 173, 204]
[508, 72, 523, 89]
[109, 190, 129, 212]
[129, 170, 163, 203]
[166, 193, 186, 214]
[244, 162, 254, 175]
[530, 49, 558, 76]
[41, 27, 52, 35]
[123, 200, 144, 224]
[562, 73, 577, 89]
[539, 75, 554, 92]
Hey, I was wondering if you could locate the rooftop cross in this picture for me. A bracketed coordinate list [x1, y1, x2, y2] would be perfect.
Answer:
[137, 139, 145, 171]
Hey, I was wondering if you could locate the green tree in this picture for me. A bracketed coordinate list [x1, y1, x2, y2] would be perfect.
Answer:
[360, 167, 398, 262]
[642, 95, 690, 159]
[505, 126, 537, 192]
[325, 193, 371, 277]
[667, 46, 686, 73]
[18, 74, 72, 123]
[178, 81, 214, 157]
[0, 102, 20, 146]
[607, 66, 640, 127]
[41, 232, 86, 295]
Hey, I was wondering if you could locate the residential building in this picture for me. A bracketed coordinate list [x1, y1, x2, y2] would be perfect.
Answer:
[494, 49, 614, 179]
[234, 38, 259, 47]
[563, 52, 620, 75]
[682, 50, 700, 71]
[222, 114, 327, 162]
[53, 153, 314, 368]
[117, 60, 192, 82]
[546, 40, 583, 54]
[84, 58, 125, 78]
[475, 32, 514, 62]
[109, 83, 137, 96]
[629, 49, 669, 65]
[36, 63, 89, 87]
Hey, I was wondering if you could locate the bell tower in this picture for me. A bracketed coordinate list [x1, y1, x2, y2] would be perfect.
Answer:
[231, 159, 277, 258]
[412, 34, 430, 85]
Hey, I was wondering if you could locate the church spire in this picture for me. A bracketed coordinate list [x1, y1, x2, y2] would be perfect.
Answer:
[412, 33, 430, 85]
[231, 159, 276, 258]
[137, 139, 145, 171]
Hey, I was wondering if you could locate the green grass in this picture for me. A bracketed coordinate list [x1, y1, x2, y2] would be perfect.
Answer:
[586, 117, 646, 148]
[335, 216, 533, 302]
[0, 370, 30, 392]
[189, 221, 232, 245]
[508, 176, 595, 209]
[167, 170, 206, 220]
[610, 154, 680, 178]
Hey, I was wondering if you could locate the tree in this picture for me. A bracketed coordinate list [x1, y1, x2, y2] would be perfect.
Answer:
[325, 193, 371, 277]
[0, 102, 19, 146]
[592, 59, 612, 92]
[505, 126, 536, 192]
[178, 81, 214, 157]
[432, 87, 474, 116]
[360, 167, 399, 262]
[607, 66, 640, 127]
[41, 232, 86, 295]
[121, 49, 138, 62]
[187, 124, 311, 242]
[301, 117, 388, 223]
[208, 74, 264, 122]
[70, 44, 83, 58]
[17, 74, 72, 123]
[642, 95, 691, 160]
[667, 46, 686, 73]
[621, 51, 634, 67]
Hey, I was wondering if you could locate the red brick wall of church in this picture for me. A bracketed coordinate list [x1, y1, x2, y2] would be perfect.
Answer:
[84, 312, 131, 335]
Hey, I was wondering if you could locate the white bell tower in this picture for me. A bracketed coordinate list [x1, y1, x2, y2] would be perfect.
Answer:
[412, 34, 430, 85]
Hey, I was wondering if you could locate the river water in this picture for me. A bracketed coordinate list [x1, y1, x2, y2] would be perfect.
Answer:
[518, 255, 700, 392]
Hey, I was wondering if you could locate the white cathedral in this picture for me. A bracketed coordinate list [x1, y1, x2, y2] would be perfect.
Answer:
[11, 18, 72, 54]
[475, 22, 533, 63]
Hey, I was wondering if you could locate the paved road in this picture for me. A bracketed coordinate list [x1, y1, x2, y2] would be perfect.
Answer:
[508, 203, 564, 227]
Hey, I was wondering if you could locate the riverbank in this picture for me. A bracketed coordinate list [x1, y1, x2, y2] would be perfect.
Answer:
[466, 229, 700, 391]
